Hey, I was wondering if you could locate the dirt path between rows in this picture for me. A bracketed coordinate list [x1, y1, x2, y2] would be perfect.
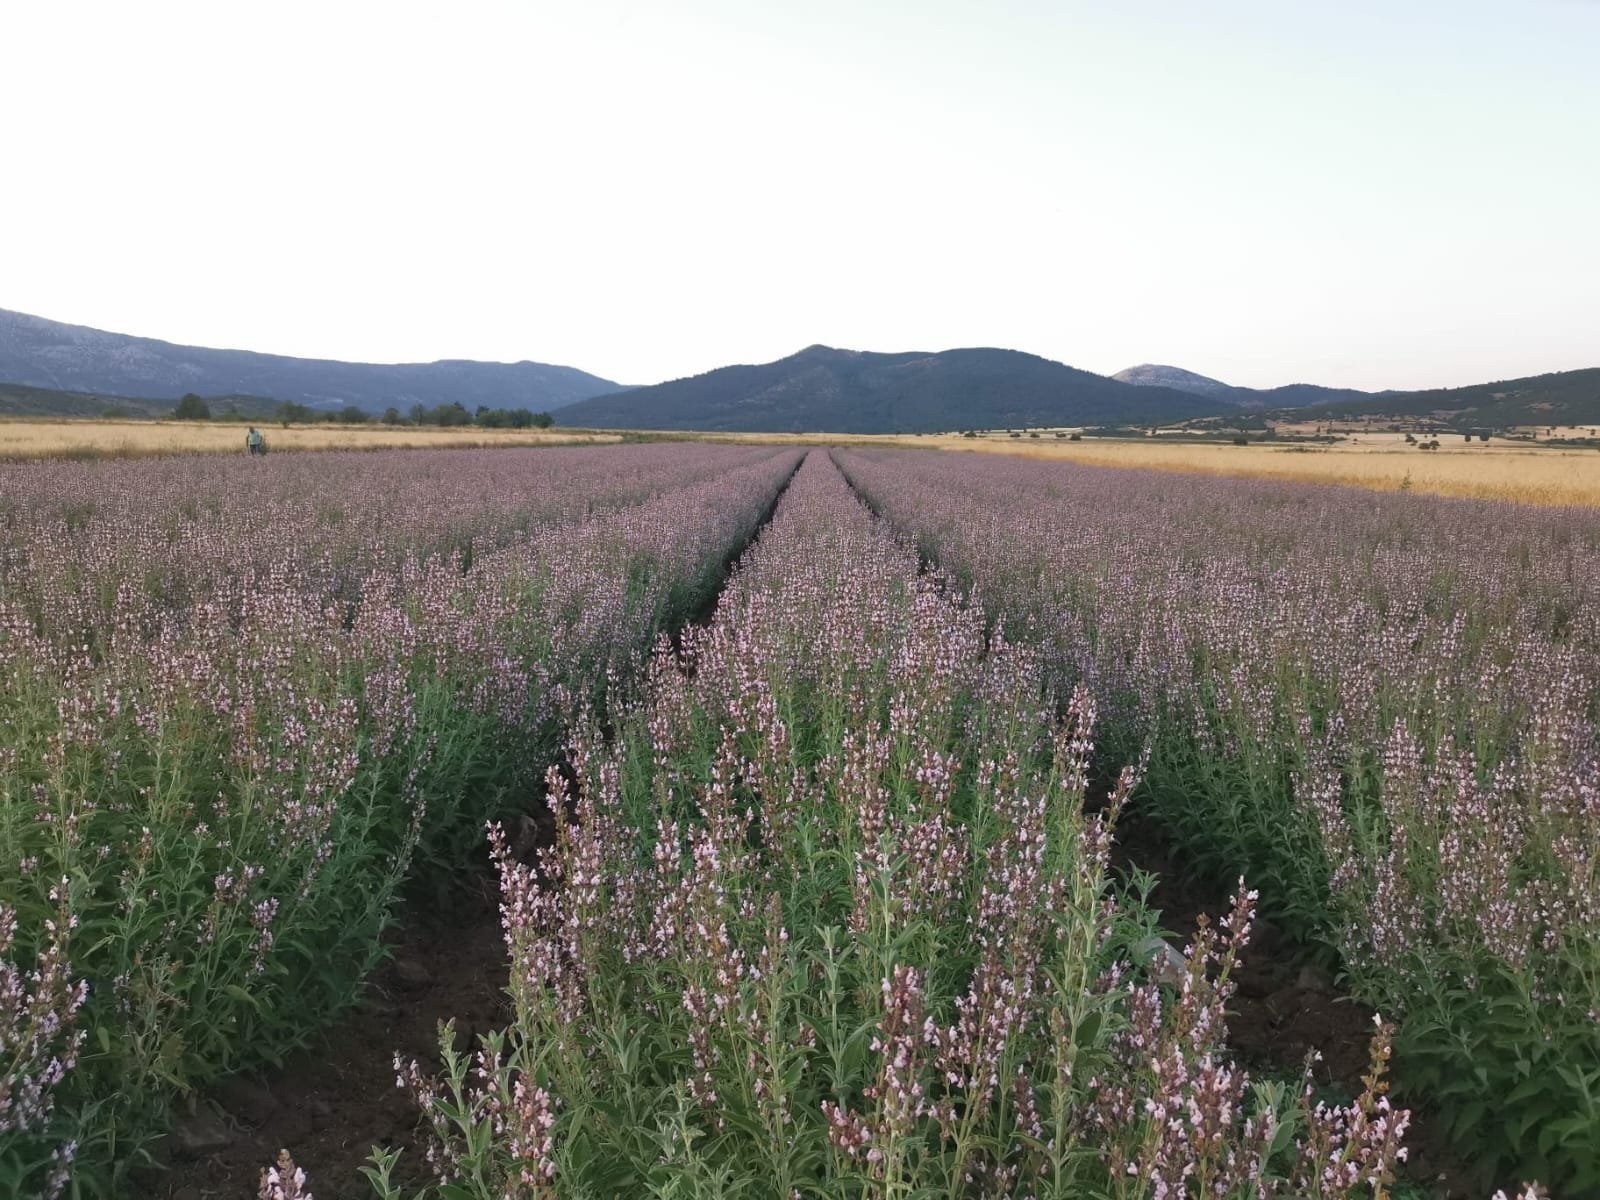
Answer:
[147, 887, 506, 1200]
[1112, 813, 1480, 1199]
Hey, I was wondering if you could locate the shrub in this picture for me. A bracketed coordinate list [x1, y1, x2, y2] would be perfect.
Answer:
[276, 401, 315, 426]
[173, 393, 210, 420]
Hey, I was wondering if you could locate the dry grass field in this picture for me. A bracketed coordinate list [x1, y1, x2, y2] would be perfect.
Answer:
[900, 435, 1600, 506]
[0, 419, 618, 460]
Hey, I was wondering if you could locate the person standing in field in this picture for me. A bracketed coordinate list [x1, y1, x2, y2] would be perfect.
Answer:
[246, 426, 266, 456]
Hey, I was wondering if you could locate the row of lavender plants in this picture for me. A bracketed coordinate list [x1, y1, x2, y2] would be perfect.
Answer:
[368, 451, 1414, 1199]
[0, 442, 755, 637]
[834, 447, 1599, 1193]
[0, 443, 802, 1196]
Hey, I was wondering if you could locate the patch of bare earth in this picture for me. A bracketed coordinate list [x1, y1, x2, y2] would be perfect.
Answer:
[1113, 818, 1480, 1199]
[143, 884, 508, 1200]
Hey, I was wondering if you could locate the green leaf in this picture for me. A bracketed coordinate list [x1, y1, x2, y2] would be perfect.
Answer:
[1449, 1100, 1486, 1141]
[224, 983, 266, 1012]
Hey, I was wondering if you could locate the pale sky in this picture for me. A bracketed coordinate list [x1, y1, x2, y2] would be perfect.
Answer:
[3, 0, 1597, 391]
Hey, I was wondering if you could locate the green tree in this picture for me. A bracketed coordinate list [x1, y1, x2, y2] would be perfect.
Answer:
[381, 407, 402, 425]
[173, 393, 211, 420]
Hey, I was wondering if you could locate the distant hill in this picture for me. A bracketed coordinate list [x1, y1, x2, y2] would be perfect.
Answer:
[555, 345, 1222, 433]
[0, 308, 620, 413]
[1113, 364, 1235, 398]
[9, 306, 1590, 433]
[1295, 368, 1600, 428]
[1114, 363, 1372, 409]
[1111, 361, 1600, 423]
[1251, 382, 1378, 408]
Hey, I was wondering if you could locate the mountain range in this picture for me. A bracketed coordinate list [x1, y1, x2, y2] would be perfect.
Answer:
[1115, 361, 1600, 428]
[0, 308, 619, 413]
[556, 350, 1600, 433]
[3, 307, 1597, 432]
[556, 345, 1222, 433]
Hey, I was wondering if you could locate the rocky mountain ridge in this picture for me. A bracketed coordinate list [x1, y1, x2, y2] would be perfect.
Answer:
[0, 308, 620, 412]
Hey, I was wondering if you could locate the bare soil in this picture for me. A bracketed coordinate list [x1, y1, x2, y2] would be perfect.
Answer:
[144, 883, 508, 1200]
[1113, 815, 1481, 1199]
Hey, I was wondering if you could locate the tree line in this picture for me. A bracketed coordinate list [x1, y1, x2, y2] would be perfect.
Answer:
[172, 393, 554, 428]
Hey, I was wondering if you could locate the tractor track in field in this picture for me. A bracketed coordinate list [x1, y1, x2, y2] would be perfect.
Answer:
[147, 456, 808, 1200]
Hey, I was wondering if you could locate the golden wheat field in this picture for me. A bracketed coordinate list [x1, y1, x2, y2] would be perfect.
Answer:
[0, 419, 619, 460]
[687, 431, 1600, 506]
[893, 435, 1600, 507]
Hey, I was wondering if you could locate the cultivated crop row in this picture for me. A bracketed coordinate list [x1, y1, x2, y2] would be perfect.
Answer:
[378, 452, 1414, 1198]
[834, 448, 1599, 1193]
[0, 444, 801, 1195]
[4, 440, 1581, 1197]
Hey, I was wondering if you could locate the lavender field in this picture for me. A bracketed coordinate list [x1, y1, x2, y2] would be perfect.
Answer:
[2, 443, 1587, 1198]
[0, 443, 801, 1195]
[837, 448, 1600, 1195]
